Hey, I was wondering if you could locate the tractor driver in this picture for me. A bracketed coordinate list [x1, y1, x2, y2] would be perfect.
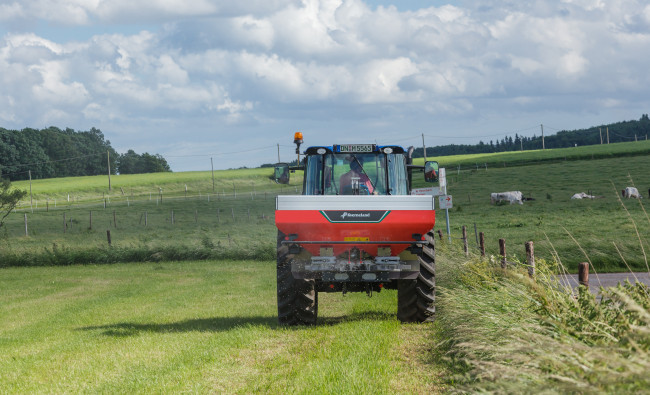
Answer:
[339, 156, 375, 195]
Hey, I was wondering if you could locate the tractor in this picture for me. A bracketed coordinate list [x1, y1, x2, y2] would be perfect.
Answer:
[273, 133, 439, 325]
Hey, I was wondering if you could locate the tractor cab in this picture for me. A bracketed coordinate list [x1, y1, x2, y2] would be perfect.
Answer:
[275, 141, 438, 195]
[302, 144, 409, 196]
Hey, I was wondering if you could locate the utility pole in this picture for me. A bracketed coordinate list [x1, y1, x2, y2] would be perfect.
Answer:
[599, 128, 603, 144]
[422, 133, 427, 161]
[540, 124, 545, 150]
[277, 143, 281, 162]
[210, 157, 215, 192]
[607, 127, 610, 144]
[107, 150, 112, 191]
[29, 170, 33, 213]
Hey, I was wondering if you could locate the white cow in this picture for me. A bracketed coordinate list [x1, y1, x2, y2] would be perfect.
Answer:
[490, 191, 523, 205]
[571, 192, 595, 200]
[622, 187, 642, 198]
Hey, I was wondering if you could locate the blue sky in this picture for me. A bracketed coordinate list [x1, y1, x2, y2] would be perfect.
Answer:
[1, 0, 649, 171]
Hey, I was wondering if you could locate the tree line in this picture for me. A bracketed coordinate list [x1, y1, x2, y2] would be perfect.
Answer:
[414, 114, 650, 157]
[0, 127, 171, 181]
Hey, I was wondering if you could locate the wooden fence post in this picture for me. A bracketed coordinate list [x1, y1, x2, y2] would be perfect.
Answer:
[63, 212, 66, 233]
[578, 262, 589, 288]
[106, 230, 112, 246]
[113, 210, 117, 228]
[437, 229, 443, 240]
[231, 207, 235, 220]
[89, 211, 92, 230]
[24, 213, 28, 236]
[145, 211, 148, 227]
[462, 226, 468, 256]
[479, 232, 485, 257]
[526, 241, 535, 278]
[499, 238, 506, 268]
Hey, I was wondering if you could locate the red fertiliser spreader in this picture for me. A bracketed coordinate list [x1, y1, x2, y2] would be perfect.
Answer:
[273, 135, 440, 325]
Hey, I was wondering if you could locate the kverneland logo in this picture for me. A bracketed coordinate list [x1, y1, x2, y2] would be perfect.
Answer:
[321, 210, 390, 223]
[340, 212, 371, 219]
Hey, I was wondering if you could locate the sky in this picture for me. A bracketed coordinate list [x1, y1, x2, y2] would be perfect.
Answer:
[1, 0, 649, 171]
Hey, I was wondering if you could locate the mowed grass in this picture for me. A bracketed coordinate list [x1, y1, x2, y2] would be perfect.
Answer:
[0, 261, 442, 394]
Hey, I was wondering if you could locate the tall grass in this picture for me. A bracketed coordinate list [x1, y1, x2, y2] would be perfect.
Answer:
[433, 197, 650, 393]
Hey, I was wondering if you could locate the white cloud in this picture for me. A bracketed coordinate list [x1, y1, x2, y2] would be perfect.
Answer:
[1, 0, 650, 170]
[156, 54, 189, 85]
[356, 57, 418, 103]
[29, 60, 89, 105]
[0, 2, 25, 20]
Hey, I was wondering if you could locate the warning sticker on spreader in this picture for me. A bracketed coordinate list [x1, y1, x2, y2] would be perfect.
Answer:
[320, 210, 390, 223]
[344, 237, 370, 242]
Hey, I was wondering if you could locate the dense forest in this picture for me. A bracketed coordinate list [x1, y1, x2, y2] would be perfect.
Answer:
[0, 127, 171, 181]
[413, 114, 650, 158]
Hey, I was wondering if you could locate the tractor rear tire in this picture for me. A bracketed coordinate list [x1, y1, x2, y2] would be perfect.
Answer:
[277, 231, 318, 326]
[397, 230, 435, 323]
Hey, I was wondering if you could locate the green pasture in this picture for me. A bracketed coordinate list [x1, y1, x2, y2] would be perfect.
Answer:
[1, 193, 278, 266]
[0, 260, 442, 393]
[2, 142, 650, 271]
[413, 139, 650, 168]
[11, 167, 294, 203]
[423, 154, 650, 271]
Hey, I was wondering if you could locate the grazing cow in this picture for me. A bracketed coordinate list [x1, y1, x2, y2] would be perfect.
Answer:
[490, 191, 523, 205]
[571, 192, 594, 200]
[622, 187, 642, 198]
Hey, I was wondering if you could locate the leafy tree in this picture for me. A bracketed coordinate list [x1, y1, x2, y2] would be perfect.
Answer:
[117, 151, 171, 174]
[0, 178, 27, 228]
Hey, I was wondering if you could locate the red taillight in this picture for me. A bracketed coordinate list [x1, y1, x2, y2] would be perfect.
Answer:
[379, 283, 384, 288]
[329, 284, 335, 289]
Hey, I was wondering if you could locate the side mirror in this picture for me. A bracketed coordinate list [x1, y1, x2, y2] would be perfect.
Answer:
[274, 163, 290, 184]
[424, 161, 439, 183]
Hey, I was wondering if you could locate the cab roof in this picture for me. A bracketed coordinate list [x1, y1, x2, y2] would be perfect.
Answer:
[304, 144, 406, 155]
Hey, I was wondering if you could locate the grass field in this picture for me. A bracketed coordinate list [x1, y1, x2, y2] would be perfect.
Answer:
[0, 260, 443, 393]
[2, 141, 650, 392]
[3, 142, 649, 271]
[11, 167, 295, 203]
[413, 139, 650, 169]
[424, 153, 650, 271]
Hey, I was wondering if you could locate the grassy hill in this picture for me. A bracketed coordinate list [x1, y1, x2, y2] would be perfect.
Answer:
[414, 139, 650, 168]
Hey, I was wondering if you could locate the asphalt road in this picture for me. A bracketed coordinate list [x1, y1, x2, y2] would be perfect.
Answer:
[557, 272, 650, 292]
